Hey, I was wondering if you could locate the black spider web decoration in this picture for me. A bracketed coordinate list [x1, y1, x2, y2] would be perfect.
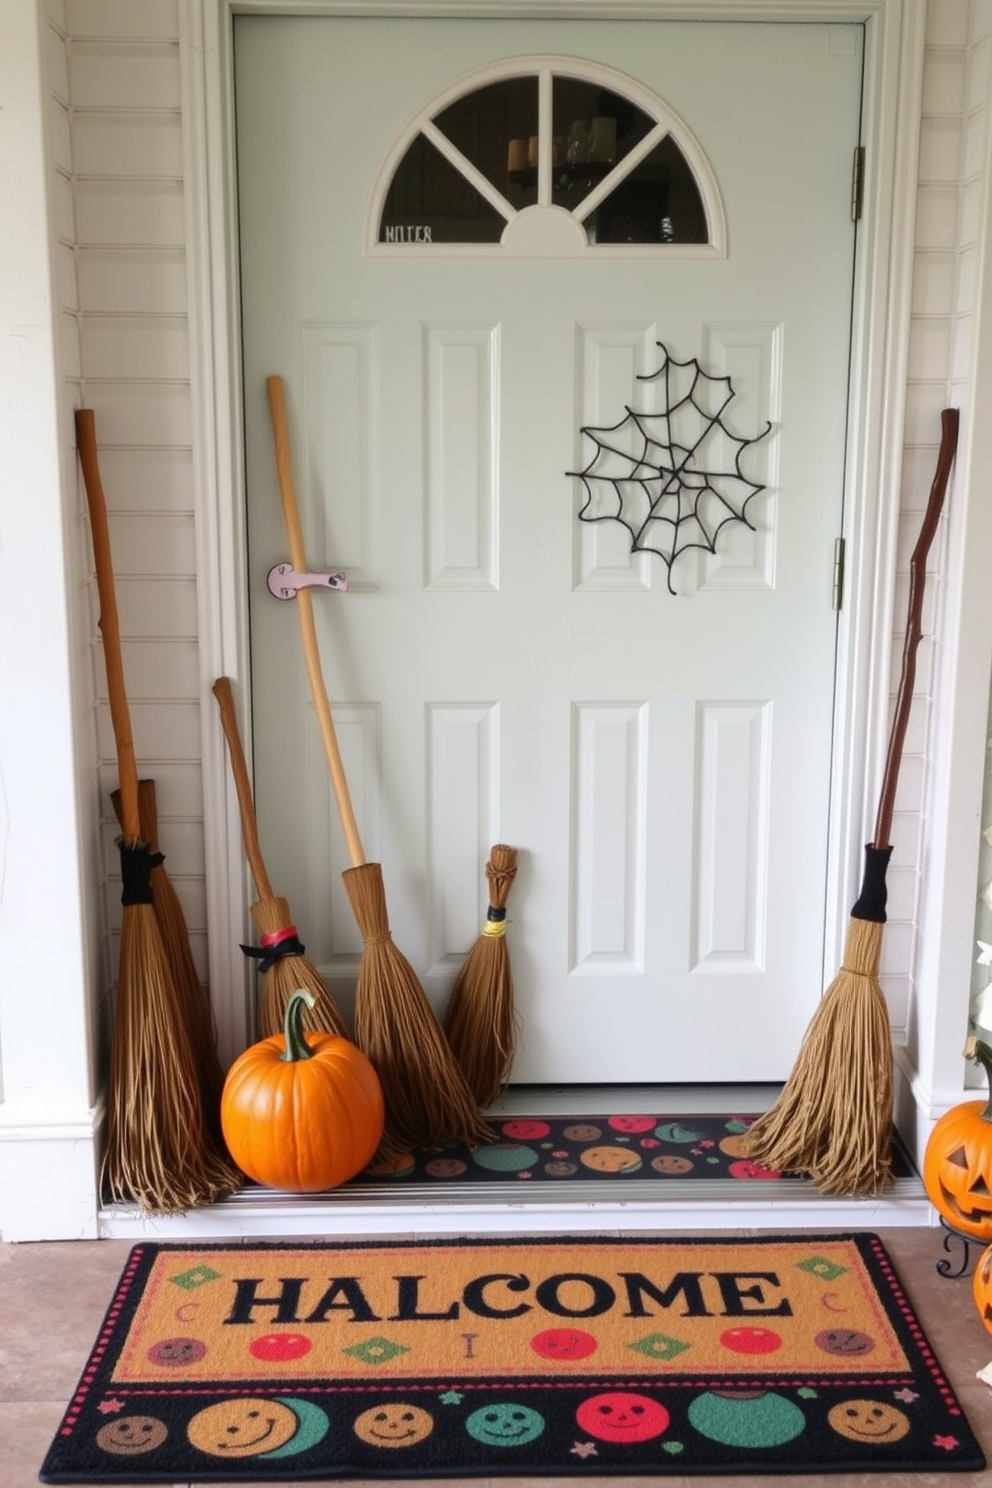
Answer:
[568, 342, 773, 595]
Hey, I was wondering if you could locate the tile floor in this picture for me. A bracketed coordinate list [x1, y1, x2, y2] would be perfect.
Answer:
[5, 1227, 992, 1488]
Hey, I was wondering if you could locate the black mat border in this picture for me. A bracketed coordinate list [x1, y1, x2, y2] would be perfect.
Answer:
[40, 1233, 985, 1481]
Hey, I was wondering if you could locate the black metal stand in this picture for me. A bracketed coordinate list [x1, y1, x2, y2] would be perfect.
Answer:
[936, 1216, 982, 1278]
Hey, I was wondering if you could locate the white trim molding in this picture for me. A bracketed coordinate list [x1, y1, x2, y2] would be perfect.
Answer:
[179, 0, 255, 1069]
[0, 1100, 102, 1242]
[916, 32, 992, 1110]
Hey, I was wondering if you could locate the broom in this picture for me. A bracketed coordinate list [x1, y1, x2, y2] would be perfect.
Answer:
[444, 844, 520, 1107]
[110, 778, 226, 1144]
[265, 374, 491, 1153]
[76, 408, 241, 1212]
[744, 406, 960, 1195]
[211, 674, 349, 1039]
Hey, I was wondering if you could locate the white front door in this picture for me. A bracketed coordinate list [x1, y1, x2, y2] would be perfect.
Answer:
[234, 16, 862, 1084]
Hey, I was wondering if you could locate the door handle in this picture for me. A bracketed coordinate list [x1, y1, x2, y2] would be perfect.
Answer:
[266, 561, 348, 599]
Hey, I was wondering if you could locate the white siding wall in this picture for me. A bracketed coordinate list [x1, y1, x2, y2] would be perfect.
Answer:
[68, 0, 210, 1026]
[963, 3, 992, 1062]
[907, 0, 992, 1102]
[0, 0, 100, 1239]
[884, 1, 986, 1048]
[49, 0, 107, 1103]
[61, 0, 985, 1095]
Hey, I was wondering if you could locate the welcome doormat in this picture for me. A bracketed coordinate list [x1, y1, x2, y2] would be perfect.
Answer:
[40, 1235, 983, 1481]
[353, 1112, 912, 1185]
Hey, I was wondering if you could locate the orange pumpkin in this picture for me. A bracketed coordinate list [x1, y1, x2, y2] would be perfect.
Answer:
[972, 1243, 992, 1337]
[221, 989, 384, 1191]
[923, 1037, 992, 1239]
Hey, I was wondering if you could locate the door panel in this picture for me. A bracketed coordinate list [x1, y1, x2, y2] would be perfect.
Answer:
[235, 16, 863, 1082]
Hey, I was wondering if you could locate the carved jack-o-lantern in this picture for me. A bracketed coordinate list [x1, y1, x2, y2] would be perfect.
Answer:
[972, 1242, 992, 1337]
[923, 1037, 992, 1240]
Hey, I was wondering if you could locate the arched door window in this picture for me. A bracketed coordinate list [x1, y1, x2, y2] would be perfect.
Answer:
[368, 57, 725, 256]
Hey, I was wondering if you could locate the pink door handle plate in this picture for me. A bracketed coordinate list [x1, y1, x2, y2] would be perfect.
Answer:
[267, 562, 348, 599]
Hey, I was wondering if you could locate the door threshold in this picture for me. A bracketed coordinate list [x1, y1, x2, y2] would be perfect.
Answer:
[98, 1180, 932, 1240]
[98, 1084, 933, 1239]
[480, 1082, 789, 1115]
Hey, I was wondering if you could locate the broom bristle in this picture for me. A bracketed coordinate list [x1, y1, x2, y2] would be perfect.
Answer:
[149, 861, 226, 1115]
[114, 782, 227, 1137]
[250, 894, 349, 1039]
[356, 937, 494, 1152]
[444, 938, 517, 1108]
[101, 901, 242, 1214]
[742, 918, 894, 1195]
[344, 863, 493, 1153]
[445, 845, 519, 1108]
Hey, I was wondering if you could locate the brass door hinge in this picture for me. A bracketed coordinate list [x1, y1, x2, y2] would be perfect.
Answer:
[833, 536, 846, 610]
[851, 146, 865, 222]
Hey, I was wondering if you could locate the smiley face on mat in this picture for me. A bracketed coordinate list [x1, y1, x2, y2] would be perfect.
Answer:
[575, 1390, 670, 1443]
[530, 1327, 598, 1360]
[827, 1398, 910, 1443]
[502, 1119, 551, 1140]
[579, 1145, 642, 1173]
[465, 1402, 545, 1446]
[719, 1134, 752, 1157]
[186, 1397, 299, 1457]
[424, 1157, 467, 1177]
[815, 1328, 875, 1357]
[147, 1336, 206, 1366]
[353, 1403, 434, 1448]
[651, 1154, 693, 1175]
[607, 1115, 656, 1133]
[562, 1123, 602, 1142]
[96, 1415, 168, 1456]
[728, 1157, 780, 1180]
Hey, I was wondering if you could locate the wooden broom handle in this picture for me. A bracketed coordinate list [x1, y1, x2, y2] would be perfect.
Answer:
[874, 406, 959, 848]
[75, 408, 141, 841]
[211, 677, 274, 901]
[266, 375, 366, 867]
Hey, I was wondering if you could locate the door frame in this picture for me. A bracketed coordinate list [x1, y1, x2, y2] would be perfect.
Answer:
[178, 0, 927, 1070]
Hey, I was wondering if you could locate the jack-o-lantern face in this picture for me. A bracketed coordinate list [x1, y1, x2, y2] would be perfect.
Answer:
[971, 1243, 992, 1337]
[923, 1099, 992, 1239]
[923, 1039, 992, 1240]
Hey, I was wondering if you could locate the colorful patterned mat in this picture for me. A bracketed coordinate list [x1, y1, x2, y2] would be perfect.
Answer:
[40, 1234, 982, 1480]
[353, 1111, 912, 1184]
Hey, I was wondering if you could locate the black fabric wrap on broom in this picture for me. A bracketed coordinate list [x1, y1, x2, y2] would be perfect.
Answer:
[212, 675, 349, 1040]
[118, 842, 163, 907]
[850, 844, 894, 923]
[241, 934, 307, 973]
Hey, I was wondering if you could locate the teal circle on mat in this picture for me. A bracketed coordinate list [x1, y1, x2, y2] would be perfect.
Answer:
[465, 1402, 545, 1446]
[472, 1144, 539, 1172]
[654, 1121, 704, 1144]
[262, 1399, 330, 1457]
[687, 1391, 805, 1447]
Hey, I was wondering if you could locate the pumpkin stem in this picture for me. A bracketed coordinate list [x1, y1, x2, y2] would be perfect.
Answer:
[281, 989, 317, 1063]
[966, 1036, 992, 1121]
